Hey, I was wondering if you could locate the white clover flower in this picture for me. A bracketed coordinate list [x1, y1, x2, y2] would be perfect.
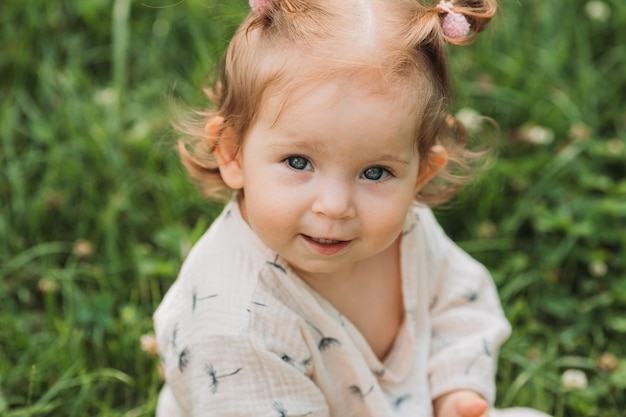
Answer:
[607, 138, 624, 155]
[518, 124, 554, 146]
[597, 352, 619, 372]
[152, 19, 170, 37]
[140, 334, 159, 357]
[585, 1, 610, 22]
[38, 277, 59, 294]
[477, 220, 497, 239]
[73, 239, 94, 259]
[94, 87, 118, 107]
[561, 369, 588, 390]
[569, 122, 592, 141]
[588, 260, 608, 278]
[455, 107, 482, 133]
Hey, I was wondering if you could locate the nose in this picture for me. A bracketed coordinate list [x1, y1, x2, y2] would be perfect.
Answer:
[311, 178, 356, 220]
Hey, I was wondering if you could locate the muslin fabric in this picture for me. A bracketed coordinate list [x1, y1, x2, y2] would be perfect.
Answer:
[154, 198, 549, 417]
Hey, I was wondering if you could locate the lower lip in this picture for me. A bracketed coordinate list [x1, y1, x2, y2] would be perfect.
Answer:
[301, 235, 352, 256]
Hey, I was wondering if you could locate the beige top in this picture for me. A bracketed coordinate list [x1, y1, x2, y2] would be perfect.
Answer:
[154, 199, 512, 417]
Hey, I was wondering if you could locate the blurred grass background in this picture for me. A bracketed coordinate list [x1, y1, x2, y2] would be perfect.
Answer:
[0, 0, 624, 415]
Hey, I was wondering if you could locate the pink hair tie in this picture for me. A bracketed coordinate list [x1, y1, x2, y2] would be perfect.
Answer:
[436, 1, 471, 39]
[250, 0, 277, 16]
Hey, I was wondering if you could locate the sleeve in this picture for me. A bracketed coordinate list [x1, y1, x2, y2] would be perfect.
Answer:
[157, 331, 330, 417]
[424, 213, 512, 404]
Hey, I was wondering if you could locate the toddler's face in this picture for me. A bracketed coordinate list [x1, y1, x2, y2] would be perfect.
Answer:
[232, 79, 431, 281]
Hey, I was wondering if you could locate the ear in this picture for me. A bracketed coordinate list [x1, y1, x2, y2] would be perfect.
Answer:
[208, 117, 244, 190]
[414, 144, 448, 192]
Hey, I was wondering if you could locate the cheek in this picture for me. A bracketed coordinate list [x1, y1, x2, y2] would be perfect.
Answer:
[243, 183, 297, 232]
[371, 211, 406, 238]
[359, 194, 412, 235]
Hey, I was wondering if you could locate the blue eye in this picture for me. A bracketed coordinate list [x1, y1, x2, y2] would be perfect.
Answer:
[286, 156, 311, 171]
[362, 167, 389, 181]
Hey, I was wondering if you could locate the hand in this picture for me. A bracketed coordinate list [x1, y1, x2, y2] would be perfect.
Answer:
[433, 390, 489, 417]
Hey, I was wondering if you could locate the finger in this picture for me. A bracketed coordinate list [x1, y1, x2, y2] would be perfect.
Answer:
[459, 395, 488, 417]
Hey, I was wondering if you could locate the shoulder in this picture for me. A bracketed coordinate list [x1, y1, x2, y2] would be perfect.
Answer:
[404, 205, 451, 260]
[403, 205, 489, 281]
[154, 200, 304, 350]
[180, 202, 271, 290]
[155, 203, 267, 327]
[153, 201, 315, 382]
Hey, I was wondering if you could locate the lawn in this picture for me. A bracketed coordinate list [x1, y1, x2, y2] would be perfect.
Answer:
[1, 0, 625, 416]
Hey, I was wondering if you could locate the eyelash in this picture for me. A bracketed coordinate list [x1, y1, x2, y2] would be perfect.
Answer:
[283, 156, 393, 181]
[284, 156, 312, 171]
[361, 166, 391, 181]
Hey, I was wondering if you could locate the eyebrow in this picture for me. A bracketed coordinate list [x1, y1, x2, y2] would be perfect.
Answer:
[269, 141, 411, 165]
[268, 141, 324, 154]
[375, 154, 411, 165]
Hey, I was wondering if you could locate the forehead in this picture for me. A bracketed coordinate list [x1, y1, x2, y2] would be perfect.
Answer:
[261, 72, 421, 129]
[253, 77, 420, 157]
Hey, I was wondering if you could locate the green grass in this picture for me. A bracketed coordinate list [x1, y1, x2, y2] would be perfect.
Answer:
[1, 0, 625, 415]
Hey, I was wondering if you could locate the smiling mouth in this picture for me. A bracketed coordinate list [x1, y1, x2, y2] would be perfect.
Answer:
[309, 237, 344, 245]
[302, 235, 352, 255]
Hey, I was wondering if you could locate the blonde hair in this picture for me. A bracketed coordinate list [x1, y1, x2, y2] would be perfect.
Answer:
[177, 0, 497, 205]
